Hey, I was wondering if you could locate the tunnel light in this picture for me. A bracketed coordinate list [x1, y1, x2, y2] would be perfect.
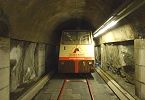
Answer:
[93, 20, 118, 37]
[93, 0, 145, 38]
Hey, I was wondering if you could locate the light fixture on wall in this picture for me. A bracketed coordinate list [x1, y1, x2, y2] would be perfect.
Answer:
[93, 0, 145, 38]
[93, 20, 118, 37]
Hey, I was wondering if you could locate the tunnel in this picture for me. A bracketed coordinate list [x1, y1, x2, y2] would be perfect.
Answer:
[0, 0, 145, 100]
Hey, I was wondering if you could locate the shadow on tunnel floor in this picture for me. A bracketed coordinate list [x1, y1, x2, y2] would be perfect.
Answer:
[51, 73, 94, 80]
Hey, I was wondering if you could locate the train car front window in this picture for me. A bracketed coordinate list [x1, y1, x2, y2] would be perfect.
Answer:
[61, 31, 91, 45]
[79, 32, 91, 44]
[61, 32, 77, 44]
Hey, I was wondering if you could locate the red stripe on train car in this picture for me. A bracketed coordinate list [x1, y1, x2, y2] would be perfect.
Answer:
[59, 57, 95, 60]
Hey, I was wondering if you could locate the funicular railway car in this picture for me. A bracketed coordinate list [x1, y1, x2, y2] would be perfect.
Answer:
[58, 30, 95, 73]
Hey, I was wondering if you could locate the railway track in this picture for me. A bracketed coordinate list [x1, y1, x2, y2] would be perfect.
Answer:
[86, 75, 94, 100]
[94, 67, 139, 100]
[33, 72, 119, 100]
[21, 66, 138, 100]
[57, 74, 94, 100]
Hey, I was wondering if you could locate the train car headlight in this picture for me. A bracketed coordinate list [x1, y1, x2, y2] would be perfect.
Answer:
[88, 61, 92, 65]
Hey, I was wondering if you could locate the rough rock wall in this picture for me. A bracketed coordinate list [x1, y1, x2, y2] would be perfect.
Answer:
[36, 44, 46, 77]
[22, 42, 37, 83]
[101, 43, 134, 83]
[10, 40, 47, 92]
[94, 46, 101, 65]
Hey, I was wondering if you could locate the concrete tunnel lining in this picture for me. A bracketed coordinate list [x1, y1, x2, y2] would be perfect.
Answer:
[0, 0, 125, 43]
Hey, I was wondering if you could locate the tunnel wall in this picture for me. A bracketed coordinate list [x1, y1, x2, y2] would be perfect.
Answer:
[94, 46, 101, 64]
[95, 1, 145, 43]
[101, 43, 134, 84]
[0, 37, 10, 100]
[95, 4, 145, 99]
[0, 37, 58, 100]
[0, 0, 125, 43]
[98, 21, 136, 44]
[95, 19, 135, 84]
[9, 39, 58, 99]
[45, 44, 59, 72]
[10, 39, 46, 92]
[134, 39, 145, 99]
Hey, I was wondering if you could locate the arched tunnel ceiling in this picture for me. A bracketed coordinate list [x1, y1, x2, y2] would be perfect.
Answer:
[0, 0, 126, 44]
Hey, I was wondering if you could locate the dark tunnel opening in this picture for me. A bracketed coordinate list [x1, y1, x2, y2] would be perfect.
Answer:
[0, 20, 9, 37]
[53, 18, 96, 45]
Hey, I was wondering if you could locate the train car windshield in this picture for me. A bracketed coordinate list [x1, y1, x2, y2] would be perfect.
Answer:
[61, 31, 91, 45]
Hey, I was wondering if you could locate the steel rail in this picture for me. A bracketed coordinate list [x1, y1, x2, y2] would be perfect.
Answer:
[57, 79, 66, 100]
[86, 74, 94, 100]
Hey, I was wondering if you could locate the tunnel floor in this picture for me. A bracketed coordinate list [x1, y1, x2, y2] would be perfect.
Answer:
[33, 73, 119, 100]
